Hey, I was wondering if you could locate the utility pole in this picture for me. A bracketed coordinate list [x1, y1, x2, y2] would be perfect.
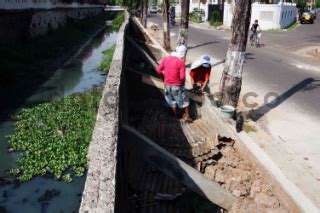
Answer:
[219, 0, 251, 107]
[162, 0, 171, 50]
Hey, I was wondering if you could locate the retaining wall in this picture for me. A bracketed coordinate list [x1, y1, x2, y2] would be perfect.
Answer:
[79, 11, 129, 213]
[0, 5, 104, 46]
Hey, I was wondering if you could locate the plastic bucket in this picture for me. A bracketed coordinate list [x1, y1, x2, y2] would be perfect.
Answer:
[220, 105, 236, 119]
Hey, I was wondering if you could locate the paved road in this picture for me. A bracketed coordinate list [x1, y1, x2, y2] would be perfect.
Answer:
[148, 14, 320, 206]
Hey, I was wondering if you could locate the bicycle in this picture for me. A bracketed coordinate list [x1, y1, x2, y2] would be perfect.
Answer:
[250, 31, 261, 47]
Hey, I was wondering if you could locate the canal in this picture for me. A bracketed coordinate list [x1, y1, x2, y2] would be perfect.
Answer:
[0, 28, 117, 213]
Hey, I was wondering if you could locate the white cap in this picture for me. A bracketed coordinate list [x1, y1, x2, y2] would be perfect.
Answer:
[175, 45, 187, 58]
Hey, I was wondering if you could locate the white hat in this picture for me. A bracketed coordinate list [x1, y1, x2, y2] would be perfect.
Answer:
[175, 45, 187, 58]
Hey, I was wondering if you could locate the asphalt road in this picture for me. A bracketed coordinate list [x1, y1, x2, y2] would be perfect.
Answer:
[148, 14, 320, 187]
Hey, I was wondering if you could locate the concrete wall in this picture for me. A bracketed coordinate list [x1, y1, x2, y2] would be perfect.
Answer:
[0, 7, 103, 46]
[79, 11, 128, 213]
[0, 0, 105, 10]
[223, 2, 296, 30]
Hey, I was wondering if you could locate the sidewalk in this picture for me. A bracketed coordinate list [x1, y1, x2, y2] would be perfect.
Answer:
[146, 18, 320, 210]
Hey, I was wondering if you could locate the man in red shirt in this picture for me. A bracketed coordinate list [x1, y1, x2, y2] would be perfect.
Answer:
[190, 55, 212, 95]
[157, 46, 191, 122]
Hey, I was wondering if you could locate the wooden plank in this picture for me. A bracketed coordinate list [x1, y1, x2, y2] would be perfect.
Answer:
[127, 68, 203, 103]
[121, 124, 236, 210]
[126, 36, 159, 70]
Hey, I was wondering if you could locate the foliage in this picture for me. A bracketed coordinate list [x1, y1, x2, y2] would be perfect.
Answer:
[115, 0, 123, 6]
[210, 11, 221, 22]
[209, 11, 222, 27]
[293, 0, 306, 9]
[315, 0, 320, 8]
[189, 8, 205, 23]
[98, 45, 116, 72]
[112, 12, 125, 32]
[7, 88, 102, 182]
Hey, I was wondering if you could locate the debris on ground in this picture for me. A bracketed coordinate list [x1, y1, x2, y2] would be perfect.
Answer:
[204, 144, 288, 212]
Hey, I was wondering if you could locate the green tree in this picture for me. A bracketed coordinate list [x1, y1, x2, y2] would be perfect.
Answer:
[294, 0, 306, 9]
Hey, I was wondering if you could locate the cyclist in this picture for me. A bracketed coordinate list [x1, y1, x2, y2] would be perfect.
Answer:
[250, 20, 261, 46]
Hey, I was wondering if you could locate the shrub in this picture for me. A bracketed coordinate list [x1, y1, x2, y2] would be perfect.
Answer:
[209, 11, 223, 27]
[189, 8, 205, 23]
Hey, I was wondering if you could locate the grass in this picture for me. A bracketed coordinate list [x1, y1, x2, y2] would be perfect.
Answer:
[97, 12, 124, 72]
[112, 12, 125, 32]
[243, 122, 257, 133]
[7, 88, 102, 182]
[287, 21, 299, 30]
[98, 45, 116, 72]
[265, 21, 299, 32]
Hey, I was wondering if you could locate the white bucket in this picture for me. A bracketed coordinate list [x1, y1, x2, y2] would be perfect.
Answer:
[220, 105, 236, 119]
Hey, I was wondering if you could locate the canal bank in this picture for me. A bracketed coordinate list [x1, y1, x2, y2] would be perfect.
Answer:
[0, 14, 119, 212]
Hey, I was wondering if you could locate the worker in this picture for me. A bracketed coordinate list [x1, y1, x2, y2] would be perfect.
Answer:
[189, 55, 212, 95]
[156, 45, 192, 122]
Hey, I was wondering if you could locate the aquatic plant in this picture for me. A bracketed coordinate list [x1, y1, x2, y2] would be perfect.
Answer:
[112, 12, 125, 32]
[98, 45, 116, 72]
[7, 88, 102, 182]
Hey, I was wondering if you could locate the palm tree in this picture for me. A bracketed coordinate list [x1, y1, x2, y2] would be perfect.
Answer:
[219, 0, 252, 107]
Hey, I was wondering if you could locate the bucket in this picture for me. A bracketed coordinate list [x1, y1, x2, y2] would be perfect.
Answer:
[220, 105, 236, 119]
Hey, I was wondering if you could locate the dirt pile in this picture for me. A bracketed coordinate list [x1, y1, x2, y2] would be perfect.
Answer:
[204, 144, 288, 212]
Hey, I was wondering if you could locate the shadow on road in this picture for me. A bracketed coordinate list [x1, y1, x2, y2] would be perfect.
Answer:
[188, 41, 219, 50]
[248, 77, 320, 121]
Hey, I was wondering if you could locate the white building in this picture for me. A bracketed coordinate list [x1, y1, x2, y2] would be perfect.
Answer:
[175, 0, 221, 21]
[223, 2, 296, 30]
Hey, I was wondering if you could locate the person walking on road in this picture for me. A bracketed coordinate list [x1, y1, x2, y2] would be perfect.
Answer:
[190, 55, 212, 95]
[157, 45, 192, 122]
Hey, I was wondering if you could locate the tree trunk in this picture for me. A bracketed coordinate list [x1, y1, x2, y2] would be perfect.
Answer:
[162, 0, 171, 50]
[142, 0, 148, 27]
[219, 0, 251, 107]
[177, 0, 190, 46]
[140, 0, 144, 23]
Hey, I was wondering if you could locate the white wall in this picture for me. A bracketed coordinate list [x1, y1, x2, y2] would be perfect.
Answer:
[223, 2, 296, 30]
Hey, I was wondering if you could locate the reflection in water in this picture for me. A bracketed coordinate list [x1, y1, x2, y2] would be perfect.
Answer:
[0, 30, 117, 213]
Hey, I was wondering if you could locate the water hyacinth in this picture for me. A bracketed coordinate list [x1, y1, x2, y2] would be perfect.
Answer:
[7, 88, 102, 182]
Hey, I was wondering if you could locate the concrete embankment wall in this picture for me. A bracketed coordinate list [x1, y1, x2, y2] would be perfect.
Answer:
[0, 2, 104, 46]
[79, 11, 129, 213]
